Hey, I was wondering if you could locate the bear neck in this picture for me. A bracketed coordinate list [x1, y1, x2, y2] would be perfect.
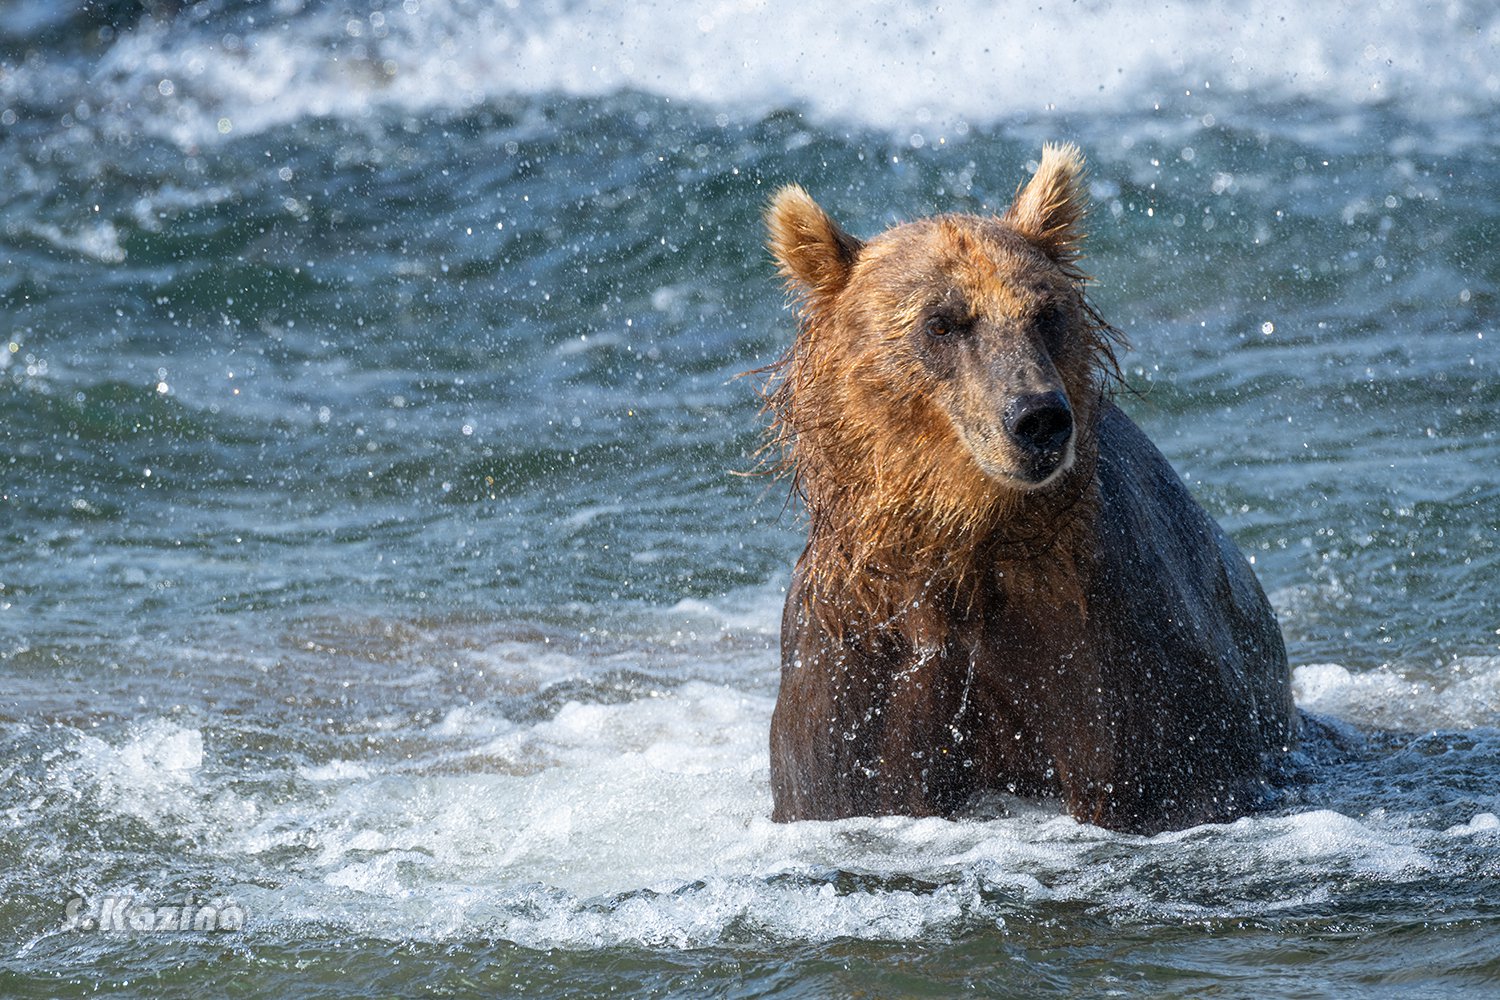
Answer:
[797, 420, 1101, 650]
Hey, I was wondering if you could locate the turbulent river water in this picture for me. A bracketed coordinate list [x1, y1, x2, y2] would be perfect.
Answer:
[1, 1, 1497, 996]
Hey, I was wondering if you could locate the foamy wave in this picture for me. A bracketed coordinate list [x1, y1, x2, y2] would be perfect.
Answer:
[23, 618, 1500, 950]
[227, 799, 1477, 948]
[13, 220, 127, 263]
[52, 719, 259, 836]
[1294, 658, 1500, 730]
[43, 0, 1500, 146]
[25, 657, 1500, 950]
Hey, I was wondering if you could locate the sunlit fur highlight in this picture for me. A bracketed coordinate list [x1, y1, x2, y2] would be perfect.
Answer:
[761, 143, 1122, 647]
[1003, 142, 1091, 273]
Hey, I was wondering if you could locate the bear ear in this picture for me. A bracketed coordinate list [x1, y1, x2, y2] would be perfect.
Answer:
[1003, 142, 1088, 267]
[766, 185, 864, 306]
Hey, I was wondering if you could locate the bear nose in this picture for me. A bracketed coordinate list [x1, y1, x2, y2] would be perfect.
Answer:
[1005, 391, 1073, 454]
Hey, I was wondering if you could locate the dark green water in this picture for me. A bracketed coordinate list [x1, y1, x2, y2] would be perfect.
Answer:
[2, 2, 1498, 996]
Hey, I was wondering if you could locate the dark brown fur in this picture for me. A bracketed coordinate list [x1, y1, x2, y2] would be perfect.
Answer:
[762, 144, 1298, 834]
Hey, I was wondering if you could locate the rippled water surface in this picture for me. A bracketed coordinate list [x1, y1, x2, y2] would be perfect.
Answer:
[2, 1, 1498, 996]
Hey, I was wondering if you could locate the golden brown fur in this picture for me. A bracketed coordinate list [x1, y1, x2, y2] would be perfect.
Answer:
[760, 144, 1298, 833]
[764, 145, 1115, 646]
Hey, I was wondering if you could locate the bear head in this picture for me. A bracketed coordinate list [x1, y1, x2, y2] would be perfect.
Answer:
[762, 144, 1120, 606]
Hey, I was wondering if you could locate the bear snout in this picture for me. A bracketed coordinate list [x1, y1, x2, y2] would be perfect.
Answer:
[1005, 391, 1074, 463]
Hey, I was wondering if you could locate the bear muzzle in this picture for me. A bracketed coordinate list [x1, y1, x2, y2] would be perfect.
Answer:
[962, 390, 1076, 489]
[1007, 391, 1076, 486]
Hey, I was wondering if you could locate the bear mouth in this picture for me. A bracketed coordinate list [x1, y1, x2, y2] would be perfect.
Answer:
[970, 434, 1076, 490]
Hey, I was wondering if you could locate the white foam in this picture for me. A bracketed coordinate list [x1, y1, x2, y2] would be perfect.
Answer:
[298, 759, 375, 782]
[17, 220, 127, 264]
[30, 620, 1500, 949]
[1445, 812, 1500, 837]
[460, 638, 598, 687]
[667, 580, 785, 637]
[1252, 808, 1432, 877]
[128, 184, 235, 234]
[65, 718, 206, 821]
[31, 0, 1500, 146]
[43, 718, 264, 852]
[1294, 657, 1500, 730]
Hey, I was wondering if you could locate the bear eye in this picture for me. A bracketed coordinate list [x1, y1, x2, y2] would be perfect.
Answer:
[923, 315, 956, 340]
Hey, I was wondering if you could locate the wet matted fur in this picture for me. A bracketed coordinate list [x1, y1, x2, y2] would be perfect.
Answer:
[760, 144, 1298, 834]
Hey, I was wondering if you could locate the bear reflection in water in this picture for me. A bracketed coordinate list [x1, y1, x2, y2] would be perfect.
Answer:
[760, 144, 1298, 834]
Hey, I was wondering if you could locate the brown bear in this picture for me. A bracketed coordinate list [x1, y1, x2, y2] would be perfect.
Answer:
[761, 143, 1298, 834]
